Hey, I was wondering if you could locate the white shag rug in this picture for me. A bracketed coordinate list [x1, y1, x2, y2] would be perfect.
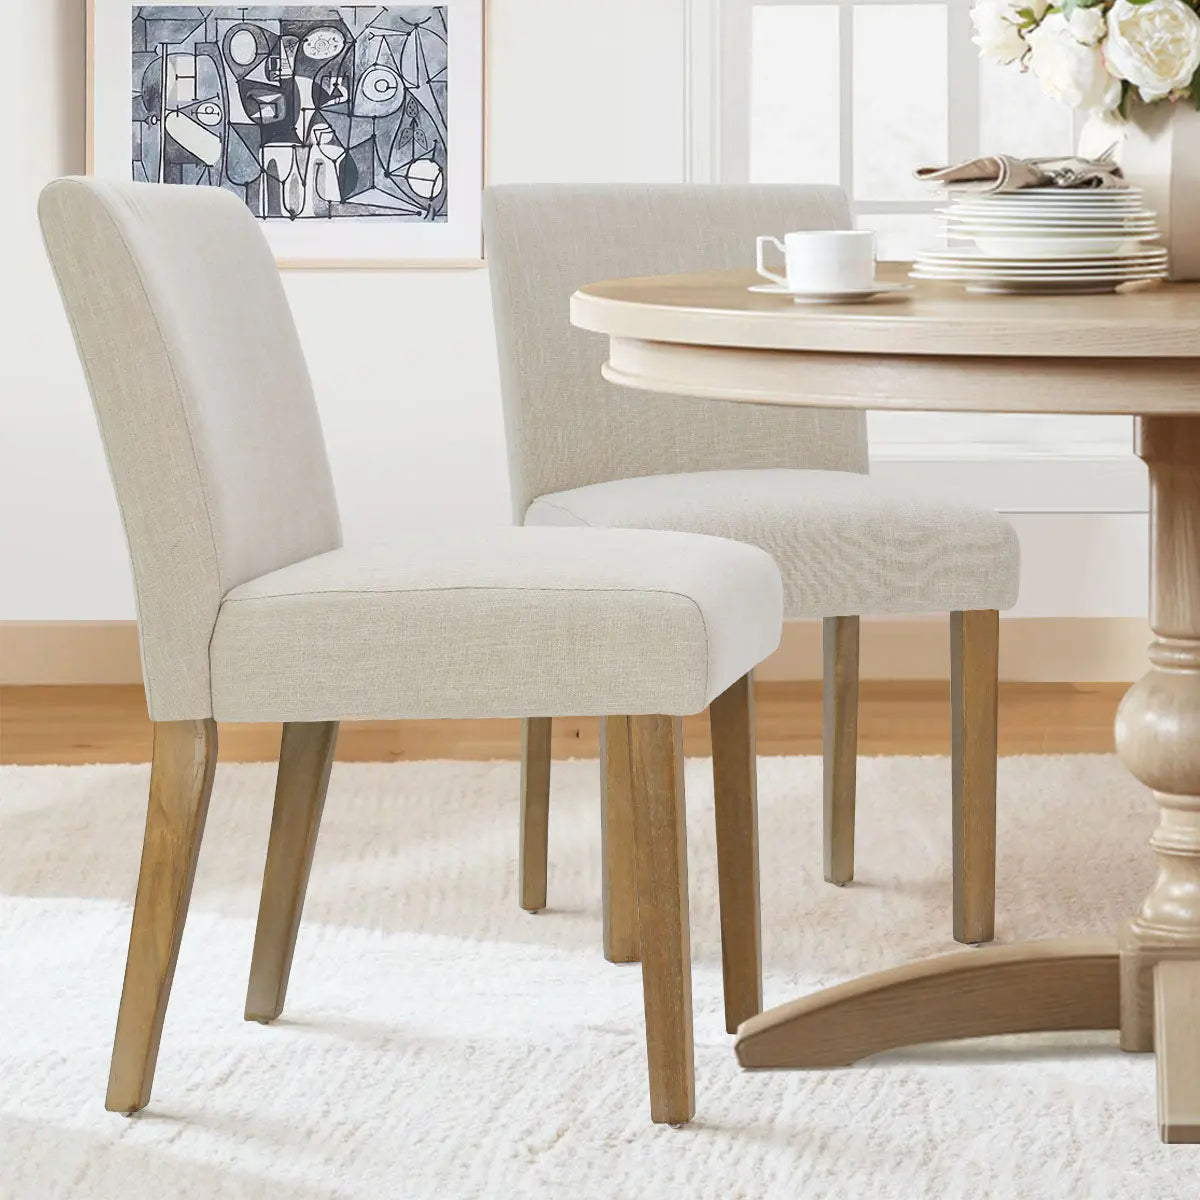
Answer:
[0, 754, 1193, 1198]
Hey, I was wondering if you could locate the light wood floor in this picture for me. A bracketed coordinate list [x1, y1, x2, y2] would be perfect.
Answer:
[0, 682, 1125, 766]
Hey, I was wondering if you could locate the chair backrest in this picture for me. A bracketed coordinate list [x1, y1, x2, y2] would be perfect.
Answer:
[483, 184, 869, 519]
[39, 178, 341, 720]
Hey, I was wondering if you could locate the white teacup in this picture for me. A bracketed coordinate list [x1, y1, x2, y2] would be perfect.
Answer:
[756, 230, 876, 293]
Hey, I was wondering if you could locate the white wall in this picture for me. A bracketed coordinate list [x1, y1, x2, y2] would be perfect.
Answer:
[0, 0, 1148, 624]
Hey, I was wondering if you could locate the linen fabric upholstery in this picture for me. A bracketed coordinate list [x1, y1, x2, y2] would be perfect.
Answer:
[483, 184, 869, 519]
[41, 178, 784, 726]
[485, 184, 1020, 617]
[526, 470, 1020, 617]
[209, 529, 783, 722]
[38, 178, 341, 720]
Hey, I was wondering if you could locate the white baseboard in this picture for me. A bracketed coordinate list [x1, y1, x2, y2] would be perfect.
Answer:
[0, 618, 1150, 686]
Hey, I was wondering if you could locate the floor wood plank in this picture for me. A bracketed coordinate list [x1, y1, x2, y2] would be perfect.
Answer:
[0, 682, 1126, 765]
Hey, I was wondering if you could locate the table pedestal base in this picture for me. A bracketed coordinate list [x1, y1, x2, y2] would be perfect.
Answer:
[735, 939, 1200, 1142]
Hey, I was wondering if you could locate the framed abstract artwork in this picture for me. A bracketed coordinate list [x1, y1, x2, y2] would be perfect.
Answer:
[87, 2, 485, 268]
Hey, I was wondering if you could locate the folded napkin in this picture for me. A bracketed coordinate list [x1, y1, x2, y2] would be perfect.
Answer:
[914, 154, 1125, 193]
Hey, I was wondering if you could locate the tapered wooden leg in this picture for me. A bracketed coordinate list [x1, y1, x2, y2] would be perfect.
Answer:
[519, 717, 552, 913]
[600, 715, 640, 962]
[710, 673, 762, 1033]
[629, 714, 694, 1125]
[951, 610, 999, 945]
[106, 719, 217, 1114]
[823, 616, 859, 886]
[245, 721, 339, 1023]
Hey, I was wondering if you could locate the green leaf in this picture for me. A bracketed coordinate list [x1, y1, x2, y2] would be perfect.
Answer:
[1118, 80, 1133, 119]
[1191, 61, 1200, 109]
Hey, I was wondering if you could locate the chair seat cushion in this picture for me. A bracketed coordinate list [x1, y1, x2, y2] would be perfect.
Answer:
[525, 469, 1019, 618]
[209, 528, 782, 722]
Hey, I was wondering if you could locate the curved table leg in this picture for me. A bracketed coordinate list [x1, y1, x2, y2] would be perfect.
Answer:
[734, 940, 1119, 1068]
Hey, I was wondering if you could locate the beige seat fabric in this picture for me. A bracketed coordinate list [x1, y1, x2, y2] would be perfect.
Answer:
[210, 529, 782, 722]
[482, 184, 1020, 612]
[38, 178, 782, 725]
[40, 177, 775, 1127]
[526, 469, 1019, 618]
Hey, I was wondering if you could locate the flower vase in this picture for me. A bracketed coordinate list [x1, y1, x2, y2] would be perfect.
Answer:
[1080, 100, 1200, 281]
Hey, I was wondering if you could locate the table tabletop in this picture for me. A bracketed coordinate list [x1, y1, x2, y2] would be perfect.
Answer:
[571, 264, 1200, 359]
[570, 266, 1200, 415]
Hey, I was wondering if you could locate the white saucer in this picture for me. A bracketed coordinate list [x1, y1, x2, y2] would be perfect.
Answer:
[748, 281, 912, 304]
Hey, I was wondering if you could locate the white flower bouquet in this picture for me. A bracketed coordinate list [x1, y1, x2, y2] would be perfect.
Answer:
[973, 0, 1200, 113]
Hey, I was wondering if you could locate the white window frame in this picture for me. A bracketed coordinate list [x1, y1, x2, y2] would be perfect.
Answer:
[684, 0, 1145, 514]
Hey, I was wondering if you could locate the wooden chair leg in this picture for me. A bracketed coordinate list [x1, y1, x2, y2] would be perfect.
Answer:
[106, 719, 217, 1114]
[823, 615, 860, 886]
[629, 714, 695, 1125]
[245, 721, 339, 1023]
[710, 672, 762, 1033]
[600, 715, 640, 962]
[519, 717, 552, 913]
[951, 609, 999, 945]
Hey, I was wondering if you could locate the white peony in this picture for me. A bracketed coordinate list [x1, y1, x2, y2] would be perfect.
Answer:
[1106, 0, 1200, 102]
[1028, 11, 1124, 111]
[971, 0, 1049, 64]
[1066, 5, 1106, 47]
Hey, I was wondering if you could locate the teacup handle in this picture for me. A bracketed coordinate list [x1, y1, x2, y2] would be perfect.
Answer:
[756, 236, 788, 286]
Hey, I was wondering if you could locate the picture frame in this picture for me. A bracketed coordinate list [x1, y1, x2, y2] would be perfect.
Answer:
[87, 0, 486, 269]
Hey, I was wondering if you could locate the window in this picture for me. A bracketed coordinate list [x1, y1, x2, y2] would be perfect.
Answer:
[697, 0, 1137, 484]
[719, 0, 1083, 257]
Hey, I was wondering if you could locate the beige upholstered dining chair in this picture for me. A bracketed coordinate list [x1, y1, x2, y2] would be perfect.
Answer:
[484, 184, 1021, 950]
[39, 177, 787, 1127]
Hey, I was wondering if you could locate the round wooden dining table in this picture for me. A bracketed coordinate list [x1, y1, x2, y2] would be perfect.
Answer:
[571, 264, 1200, 1144]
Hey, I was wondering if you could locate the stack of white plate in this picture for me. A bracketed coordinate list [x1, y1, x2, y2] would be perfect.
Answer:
[912, 187, 1167, 294]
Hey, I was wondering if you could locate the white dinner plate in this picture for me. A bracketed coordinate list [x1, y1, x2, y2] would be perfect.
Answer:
[949, 217, 1151, 228]
[945, 198, 1152, 207]
[963, 280, 1161, 294]
[912, 260, 1167, 278]
[912, 277, 1167, 290]
[997, 186, 1140, 193]
[943, 217, 1157, 229]
[946, 188, 1141, 200]
[973, 237, 1158, 257]
[947, 236, 1159, 250]
[944, 207, 1150, 221]
[915, 257, 1167, 273]
[945, 197, 1147, 208]
[747, 281, 913, 303]
[945, 198, 1147, 208]
[914, 255, 1167, 270]
[917, 247, 1167, 262]
[947, 214, 1149, 224]
[912, 273, 1167, 287]
[914, 266, 1165, 275]
[911, 268, 1167, 284]
[912, 278, 1166, 295]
